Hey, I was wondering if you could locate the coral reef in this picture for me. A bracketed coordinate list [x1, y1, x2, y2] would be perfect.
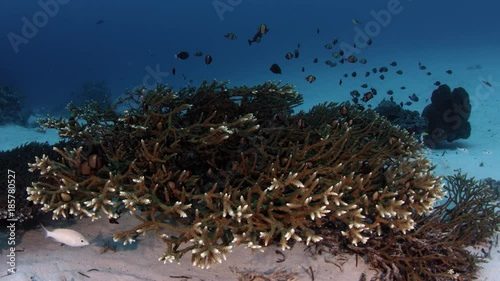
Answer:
[436, 172, 500, 244]
[315, 171, 500, 280]
[374, 99, 428, 136]
[28, 81, 444, 270]
[0, 142, 64, 221]
[421, 85, 471, 148]
[0, 86, 29, 125]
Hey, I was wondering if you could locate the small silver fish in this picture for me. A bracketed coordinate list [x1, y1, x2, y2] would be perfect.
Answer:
[41, 224, 89, 247]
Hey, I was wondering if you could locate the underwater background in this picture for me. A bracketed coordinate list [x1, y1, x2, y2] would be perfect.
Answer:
[2, 0, 499, 113]
[1, 1, 500, 280]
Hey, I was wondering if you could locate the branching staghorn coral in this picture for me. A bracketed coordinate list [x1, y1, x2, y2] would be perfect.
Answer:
[430, 172, 500, 245]
[28, 81, 444, 270]
[0, 142, 65, 222]
[320, 171, 500, 281]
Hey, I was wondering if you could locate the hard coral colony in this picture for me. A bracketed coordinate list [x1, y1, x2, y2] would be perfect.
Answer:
[28, 81, 445, 272]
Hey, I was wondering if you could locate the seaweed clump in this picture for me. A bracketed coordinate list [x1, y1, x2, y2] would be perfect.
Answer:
[27, 81, 444, 270]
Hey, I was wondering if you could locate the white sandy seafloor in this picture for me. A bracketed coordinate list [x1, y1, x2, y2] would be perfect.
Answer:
[1, 49, 500, 280]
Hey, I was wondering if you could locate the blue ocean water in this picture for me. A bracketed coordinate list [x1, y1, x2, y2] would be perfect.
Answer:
[1, 0, 499, 112]
[2, 2, 500, 279]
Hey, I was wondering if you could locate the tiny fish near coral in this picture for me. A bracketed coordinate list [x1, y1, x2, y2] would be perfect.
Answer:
[40, 224, 89, 247]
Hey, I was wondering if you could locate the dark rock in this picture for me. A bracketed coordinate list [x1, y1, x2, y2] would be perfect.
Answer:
[421, 85, 471, 148]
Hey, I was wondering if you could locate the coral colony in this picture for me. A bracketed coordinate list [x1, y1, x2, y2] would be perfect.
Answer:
[26, 81, 499, 279]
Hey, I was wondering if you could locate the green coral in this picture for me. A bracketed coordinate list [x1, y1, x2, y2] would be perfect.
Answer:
[27, 81, 444, 269]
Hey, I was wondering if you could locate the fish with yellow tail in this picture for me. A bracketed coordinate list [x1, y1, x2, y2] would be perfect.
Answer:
[40, 224, 89, 247]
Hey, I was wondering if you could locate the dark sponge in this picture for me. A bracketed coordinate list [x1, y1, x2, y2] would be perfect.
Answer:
[422, 85, 471, 147]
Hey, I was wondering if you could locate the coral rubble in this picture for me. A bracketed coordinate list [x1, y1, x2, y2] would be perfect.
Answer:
[28, 81, 445, 270]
